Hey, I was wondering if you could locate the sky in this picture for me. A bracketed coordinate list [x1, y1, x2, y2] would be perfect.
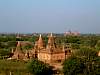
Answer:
[0, 0, 100, 33]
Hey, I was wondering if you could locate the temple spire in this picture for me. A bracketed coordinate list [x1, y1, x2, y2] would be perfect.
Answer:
[11, 41, 24, 60]
[48, 33, 54, 44]
[50, 33, 52, 37]
[37, 34, 44, 49]
[16, 41, 22, 51]
[47, 33, 56, 49]
[38, 34, 42, 41]
[40, 34, 41, 38]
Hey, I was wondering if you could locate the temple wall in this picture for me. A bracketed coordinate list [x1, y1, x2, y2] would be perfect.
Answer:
[51, 53, 65, 62]
[38, 53, 51, 63]
[38, 52, 66, 63]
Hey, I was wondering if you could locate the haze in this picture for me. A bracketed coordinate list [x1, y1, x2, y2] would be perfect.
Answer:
[0, 0, 100, 33]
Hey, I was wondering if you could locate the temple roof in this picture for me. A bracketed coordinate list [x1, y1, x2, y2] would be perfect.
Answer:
[38, 48, 65, 54]
[46, 33, 56, 50]
[48, 33, 54, 44]
[37, 34, 44, 49]
[13, 41, 24, 56]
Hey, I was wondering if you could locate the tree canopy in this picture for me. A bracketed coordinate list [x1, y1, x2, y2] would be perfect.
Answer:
[27, 59, 53, 75]
[63, 48, 100, 75]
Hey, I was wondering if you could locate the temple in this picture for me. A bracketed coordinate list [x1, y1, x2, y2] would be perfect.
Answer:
[11, 41, 25, 60]
[38, 33, 66, 63]
[10, 33, 71, 68]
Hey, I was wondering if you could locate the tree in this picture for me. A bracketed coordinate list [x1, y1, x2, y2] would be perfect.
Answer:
[22, 44, 33, 51]
[0, 49, 11, 59]
[27, 59, 53, 75]
[76, 47, 98, 58]
[63, 56, 100, 75]
[63, 57, 85, 75]
[63, 47, 100, 75]
[71, 43, 80, 49]
[95, 40, 100, 50]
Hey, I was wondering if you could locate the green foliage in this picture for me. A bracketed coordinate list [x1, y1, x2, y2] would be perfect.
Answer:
[63, 57, 85, 75]
[0, 59, 30, 75]
[83, 40, 97, 48]
[63, 47, 100, 75]
[0, 36, 16, 42]
[43, 36, 48, 45]
[76, 47, 98, 58]
[71, 43, 80, 49]
[81, 36, 98, 48]
[63, 56, 100, 75]
[27, 59, 53, 75]
[0, 49, 11, 57]
[95, 40, 100, 50]
[0, 41, 16, 49]
[64, 36, 81, 44]
[1, 34, 100, 75]
[22, 44, 33, 51]
[28, 36, 38, 42]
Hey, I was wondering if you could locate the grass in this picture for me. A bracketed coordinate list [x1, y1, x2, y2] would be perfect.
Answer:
[0, 59, 31, 75]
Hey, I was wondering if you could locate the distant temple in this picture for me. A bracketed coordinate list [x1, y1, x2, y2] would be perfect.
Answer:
[11, 41, 25, 60]
[64, 30, 80, 36]
[10, 33, 71, 69]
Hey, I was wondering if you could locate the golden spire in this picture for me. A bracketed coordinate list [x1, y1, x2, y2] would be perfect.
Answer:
[12, 41, 24, 60]
[37, 34, 44, 49]
[48, 33, 54, 45]
[16, 41, 22, 50]
[38, 34, 42, 41]
[17, 41, 21, 46]
[50, 32, 52, 37]
[47, 33, 55, 49]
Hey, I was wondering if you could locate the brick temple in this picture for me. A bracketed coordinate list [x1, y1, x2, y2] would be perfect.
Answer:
[10, 33, 72, 69]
